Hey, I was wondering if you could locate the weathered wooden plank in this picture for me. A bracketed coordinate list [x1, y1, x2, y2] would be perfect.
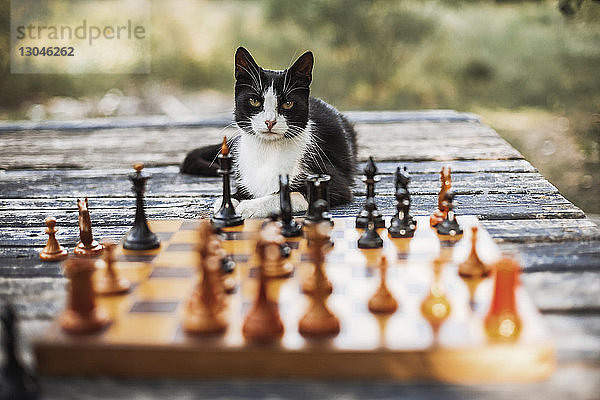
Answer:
[2, 218, 598, 250]
[0, 122, 521, 170]
[522, 271, 600, 312]
[499, 241, 600, 272]
[0, 169, 558, 198]
[483, 220, 600, 244]
[0, 192, 585, 229]
[0, 110, 481, 132]
[358, 159, 537, 174]
[332, 194, 585, 220]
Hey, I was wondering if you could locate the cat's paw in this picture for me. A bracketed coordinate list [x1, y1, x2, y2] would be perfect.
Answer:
[290, 192, 309, 213]
[236, 195, 279, 219]
[212, 197, 240, 214]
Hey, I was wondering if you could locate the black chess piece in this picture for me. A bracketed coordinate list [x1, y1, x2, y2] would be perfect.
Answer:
[356, 156, 385, 229]
[1, 305, 40, 400]
[123, 163, 161, 250]
[304, 175, 332, 226]
[279, 175, 302, 237]
[358, 198, 384, 249]
[388, 167, 417, 238]
[212, 137, 244, 228]
[436, 191, 463, 236]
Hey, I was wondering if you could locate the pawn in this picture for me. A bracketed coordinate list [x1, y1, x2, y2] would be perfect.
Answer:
[357, 198, 383, 249]
[458, 226, 492, 305]
[74, 198, 103, 257]
[60, 257, 111, 335]
[420, 257, 451, 336]
[298, 222, 340, 337]
[261, 221, 294, 279]
[302, 220, 333, 295]
[242, 228, 285, 342]
[484, 257, 522, 342]
[94, 240, 131, 295]
[1, 305, 40, 400]
[183, 254, 228, 335]
[39, 217, 68, 261]
[368, 256, 398, 314]
[436, 191, 463, 237]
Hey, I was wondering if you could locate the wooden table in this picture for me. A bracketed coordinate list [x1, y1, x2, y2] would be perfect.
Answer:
[1, 111, 599, 399]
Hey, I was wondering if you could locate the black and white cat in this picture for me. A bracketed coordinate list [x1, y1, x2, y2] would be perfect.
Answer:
[181, 47, 357, 218]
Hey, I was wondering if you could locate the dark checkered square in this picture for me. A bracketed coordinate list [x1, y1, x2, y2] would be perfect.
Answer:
[149, 267, 194, 279]
[130, 301, 179, 313]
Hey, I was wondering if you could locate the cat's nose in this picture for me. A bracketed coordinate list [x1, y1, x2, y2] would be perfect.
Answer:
[265, 120, 277, 131]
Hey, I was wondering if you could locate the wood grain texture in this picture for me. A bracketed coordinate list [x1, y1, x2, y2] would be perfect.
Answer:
[0, 112, 598, 397]
[0, 121, 520, 170]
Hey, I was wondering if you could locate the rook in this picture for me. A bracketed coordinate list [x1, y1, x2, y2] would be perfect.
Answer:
[60, 257, 111, 335]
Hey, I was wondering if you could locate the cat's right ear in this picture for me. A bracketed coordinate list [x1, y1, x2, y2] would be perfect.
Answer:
[235, 47, 259, 81]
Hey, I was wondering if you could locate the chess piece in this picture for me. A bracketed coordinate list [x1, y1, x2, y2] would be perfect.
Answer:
[60, 257, 111, 335]
[1, 305, 40, 400]
[458, 226, 492, 305]
[420, 257, 451, 336]
[279, 175, 302, 237]
[368, 256, 398, 314]
[183, 221, 228, 335]
[436, 191, 463, 236]
[356, 157, 385, 229]
[388, 167, 417, 238]
[123, 163, 161, 250]
[39, 217, 68, 261]
[242, 229, 285, 342]
[302, 220, 333, 295]
[430, 166, 452, 227]
[94, 240, 131, 295]
[304, 174, 333, 226]
[73, 198, 104, 256]
[357, 198, 384, 249]
[212, 136, 244, 228]
[207, 221, 238, 294]
[299, 221, 340, 337]
[484, 257, 522, 342]
[260, 220, 294, 279]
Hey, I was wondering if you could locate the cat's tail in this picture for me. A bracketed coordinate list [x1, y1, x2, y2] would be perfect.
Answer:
[180, 144, 222, 176]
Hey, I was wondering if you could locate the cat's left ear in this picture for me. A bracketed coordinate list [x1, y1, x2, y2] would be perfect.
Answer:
[289, 51, 313, 85]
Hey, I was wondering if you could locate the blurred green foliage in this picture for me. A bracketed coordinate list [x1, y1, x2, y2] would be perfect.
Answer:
[0, 0, 598, 211]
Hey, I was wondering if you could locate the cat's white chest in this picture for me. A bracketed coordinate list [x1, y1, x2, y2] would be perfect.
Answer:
[235, 134, 307, 197]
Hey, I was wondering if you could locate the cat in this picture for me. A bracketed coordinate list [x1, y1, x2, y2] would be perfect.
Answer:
[180, 47, 357, 218]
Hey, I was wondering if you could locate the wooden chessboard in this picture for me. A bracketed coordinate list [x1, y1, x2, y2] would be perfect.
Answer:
[34, 216, 555, 383]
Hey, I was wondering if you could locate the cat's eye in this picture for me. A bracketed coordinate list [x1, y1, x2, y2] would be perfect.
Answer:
[282, 101, 294, 110]
[249, 98, 261, 107]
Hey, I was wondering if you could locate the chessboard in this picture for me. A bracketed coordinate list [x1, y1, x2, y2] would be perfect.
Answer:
[34, 216, 555, 383]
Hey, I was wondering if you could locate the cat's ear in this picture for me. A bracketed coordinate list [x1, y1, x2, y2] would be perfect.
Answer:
[289, 51, 313, 85]
[235, 47, 260, 81]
